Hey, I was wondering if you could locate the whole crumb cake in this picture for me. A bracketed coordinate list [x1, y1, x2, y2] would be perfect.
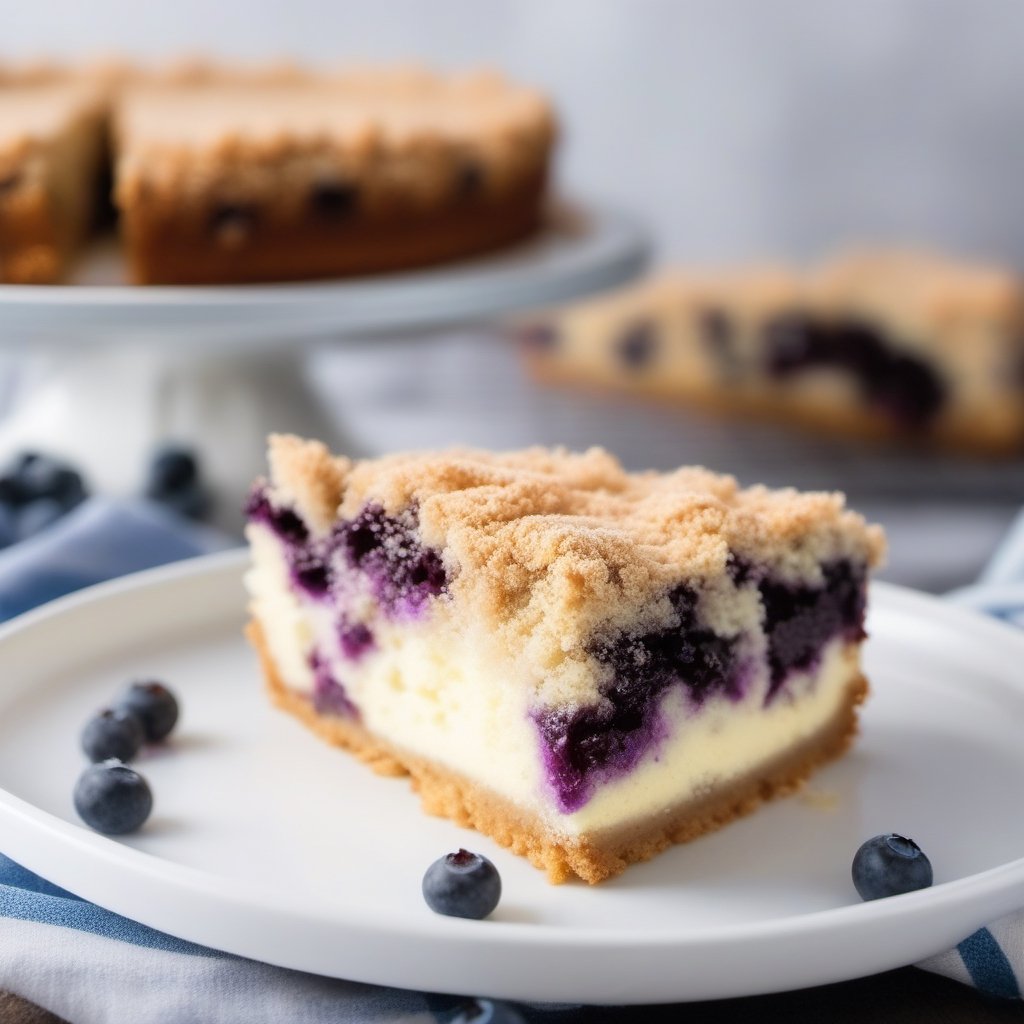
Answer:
[244, 435, 884, 884]
[520, 250, 1024, 454]
[0, 59, 555, 284]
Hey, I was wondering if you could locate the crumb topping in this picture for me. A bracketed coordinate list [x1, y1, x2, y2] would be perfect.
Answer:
[113, 69, 554, 208]
[0, 82, 105, 161]
[261, 435, 884, 703]
[0, 59, 554, 208]
[813, 248, 1024, 332]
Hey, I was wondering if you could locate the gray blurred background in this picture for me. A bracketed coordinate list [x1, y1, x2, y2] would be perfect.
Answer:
[11, 0, 1024, 263]
[7, 0, 1024, 589]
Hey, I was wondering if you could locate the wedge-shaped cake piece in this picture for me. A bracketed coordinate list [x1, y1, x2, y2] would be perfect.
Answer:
[244, 435, 884, 883]
[521, 250, 1024, 454]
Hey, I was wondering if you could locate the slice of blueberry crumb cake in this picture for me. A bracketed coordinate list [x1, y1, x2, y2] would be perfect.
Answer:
[244, 435, 885, 883]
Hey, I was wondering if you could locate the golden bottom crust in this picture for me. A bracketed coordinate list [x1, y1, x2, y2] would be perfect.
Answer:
[247, 620, 867, 884]
[524, 352, 1024, 457]
[123, 182, 546, 285]
[0, 193, 65, 284]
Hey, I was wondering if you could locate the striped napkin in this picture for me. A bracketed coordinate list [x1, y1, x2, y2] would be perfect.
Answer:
[913, 509, 1024, 999]
[0, 497, 1021, 1021]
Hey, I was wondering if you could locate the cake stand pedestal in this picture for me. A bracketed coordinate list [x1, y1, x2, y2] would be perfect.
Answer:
[0, 203, 647, 531]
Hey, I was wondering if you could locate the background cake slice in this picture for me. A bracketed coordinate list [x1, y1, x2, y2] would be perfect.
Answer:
[244, 435, 884, 883]
[520, 250, 1024, 454]
[0, 71, 106, 283]
[114, 67, 555, 284]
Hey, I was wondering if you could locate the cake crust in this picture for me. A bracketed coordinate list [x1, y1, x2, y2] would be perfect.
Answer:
[249, 620, 868, 884]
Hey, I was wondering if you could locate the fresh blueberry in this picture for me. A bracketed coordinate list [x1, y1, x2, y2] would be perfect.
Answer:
[422, 849, 501, 920]
[81, 708, 145, 763]
[852, 833, 933, 900]
[116, 681, 179, 743]
[0, 452, 87, 512]
[20, 458, 87, 510]
[615, 323, 656, 370]
[145, 446, 210, 520]
[0, 452, 42, 505]
[73, 760, 153, 835]
[145, 445, 199, 497]
[16, 497, 67, 540]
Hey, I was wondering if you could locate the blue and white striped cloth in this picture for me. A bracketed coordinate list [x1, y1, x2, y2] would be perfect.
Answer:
[1, 498, 1024, 1020]
[913, 511, 1024, 1000]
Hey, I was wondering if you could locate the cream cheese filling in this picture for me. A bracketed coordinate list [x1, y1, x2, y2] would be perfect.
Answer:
[246, 524, 862, 838]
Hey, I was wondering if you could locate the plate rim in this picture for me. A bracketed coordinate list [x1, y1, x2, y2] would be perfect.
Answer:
[1, 552, 1024, 1001]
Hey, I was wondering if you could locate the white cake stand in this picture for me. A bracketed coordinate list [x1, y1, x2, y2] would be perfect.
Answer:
[0, 202, 648, 529]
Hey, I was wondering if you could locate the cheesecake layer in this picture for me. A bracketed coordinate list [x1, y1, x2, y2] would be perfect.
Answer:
[249, 618, 866, 883]
[248, 519, 867, 838]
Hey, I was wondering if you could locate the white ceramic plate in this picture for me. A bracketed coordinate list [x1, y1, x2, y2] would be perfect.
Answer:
[0, 202, 647, 348]
[0, 551, 1023, 1004]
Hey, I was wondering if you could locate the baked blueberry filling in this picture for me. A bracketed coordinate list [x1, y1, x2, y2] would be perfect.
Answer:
[534, 585, 741, 813]
[290, 547, 331, 597]
[248, 489, 448, 617]
[337, 503, 448, 617]
[699, 305, 742, 381]
[535, 560, 868, 812]
[310, 180, 358, 221]
[517, 323, 558, 352]
[310, 650, 358, 718]
[208, 202, 258, 246]
[762, 313, 947, 428]
[248, 488, 448, 683]
[615, 323, 656, 370]
[246, 488, 309, 542]
[759, 560, 866, 701]
[339, 619, 375, 660]
[457, 162, 484, 200]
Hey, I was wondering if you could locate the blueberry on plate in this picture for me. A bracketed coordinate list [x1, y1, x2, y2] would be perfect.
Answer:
[852, 833, 933, 900]
[145, 444, 198, 497]
[144, 444, 211, 520]
[423, 849, 502, 920]
[116, 681, 179, 743]
[73, 760, 153, 835]
[81, 708, 145, 763]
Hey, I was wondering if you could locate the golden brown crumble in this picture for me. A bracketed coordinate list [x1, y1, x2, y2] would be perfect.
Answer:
[813, 247, 1024, 335]
[260, 434, 884, 704]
